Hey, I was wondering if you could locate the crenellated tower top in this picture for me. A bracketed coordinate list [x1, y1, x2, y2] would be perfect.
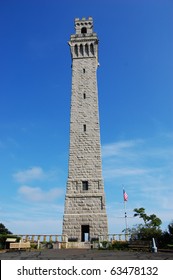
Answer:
[69, 17, 98, 64]
[74, 17, 93, 34]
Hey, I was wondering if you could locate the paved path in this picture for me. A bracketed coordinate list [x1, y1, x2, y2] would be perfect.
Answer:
[0, 249, 173, 260]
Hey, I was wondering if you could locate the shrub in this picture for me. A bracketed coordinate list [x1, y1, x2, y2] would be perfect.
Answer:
[0, 234, 20, 250]
[111, 241, 129, 250]
[91, 238, 99, 243]
[68, 237, 78, 242]
[99, 241, 109, 249]
[30, 243, 37, 249]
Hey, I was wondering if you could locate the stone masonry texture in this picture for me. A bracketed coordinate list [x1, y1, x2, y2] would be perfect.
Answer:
[62, 17, 108, 241]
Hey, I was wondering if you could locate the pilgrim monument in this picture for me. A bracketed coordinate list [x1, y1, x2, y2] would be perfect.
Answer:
[62, 17, 108, 242]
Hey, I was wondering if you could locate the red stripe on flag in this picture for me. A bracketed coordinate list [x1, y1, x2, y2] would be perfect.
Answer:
[123, 189, 128, 201]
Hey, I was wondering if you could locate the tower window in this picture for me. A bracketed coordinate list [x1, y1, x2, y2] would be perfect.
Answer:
[80, 44, 84, 56]
[83, 124, 86, 132]
[82, 181, 88, 190]
[83, 93, 86, 99]
[81, 27, 87, 34]
[74, 44, 78, 56]
[90, 43, 94, 55]
[83, 68, 85, 73]
[101, 197, 103, 210]
[85, 44, 89, 56]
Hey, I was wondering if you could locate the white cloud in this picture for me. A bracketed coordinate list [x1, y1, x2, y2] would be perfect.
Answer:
[104, 167, 149, 179]
[18, 185, 64, 202]
[102, 134, 173, 232]
[102, 136, 173, 181]
[4, 218, 63, 235]
[0, 200, 64, 234]
[102, 139, 142, 158]
[13, 166, 46, 183]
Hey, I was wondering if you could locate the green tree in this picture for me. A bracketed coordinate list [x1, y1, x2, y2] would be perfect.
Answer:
[158, 221, 173, 248]
[133, 207, 162, 228]
[168, 220, 173, 235]
[0, 223, 12, 235]
[129, 208, 162, 240]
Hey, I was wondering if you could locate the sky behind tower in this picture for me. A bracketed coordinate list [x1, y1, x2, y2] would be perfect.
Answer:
[0, 0, 172, 235]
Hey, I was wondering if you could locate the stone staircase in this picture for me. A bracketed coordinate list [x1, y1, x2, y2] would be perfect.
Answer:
[67, 242, 91, 249]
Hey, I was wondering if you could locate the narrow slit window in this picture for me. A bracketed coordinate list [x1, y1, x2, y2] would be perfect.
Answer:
[101, 197, 103, 210]
[80, 44, 84, 56]
[83, 93, 86, 99]
[90, 43, 94, 55]
[74, 44, 78, 57]
[85, 44, 89, 56]
[83, 68, 85, 73]
[83, 124, 86, 132]
[82, 181, 88, 191]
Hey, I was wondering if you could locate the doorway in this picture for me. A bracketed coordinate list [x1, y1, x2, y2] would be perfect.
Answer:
[81, 225, 90, 242]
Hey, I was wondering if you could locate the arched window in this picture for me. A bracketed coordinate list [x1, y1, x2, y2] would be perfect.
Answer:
[90, 43, 94, 55]
[81, 27, 87, 34]
[74, 44, 78, 57]
[80, 44, 84, 56]
[85, 44, 89, 56]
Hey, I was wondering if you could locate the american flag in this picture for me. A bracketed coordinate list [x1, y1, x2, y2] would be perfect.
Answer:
[123, 189, 128, 201]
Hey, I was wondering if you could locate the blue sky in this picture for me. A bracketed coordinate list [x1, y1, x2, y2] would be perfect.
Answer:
[0, 0, 172, 235]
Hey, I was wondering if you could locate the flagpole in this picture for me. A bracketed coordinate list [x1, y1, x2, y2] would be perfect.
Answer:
[124, 198, 128, 235]
[122, 187, 128, 237]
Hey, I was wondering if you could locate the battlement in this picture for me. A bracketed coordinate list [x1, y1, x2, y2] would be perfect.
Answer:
[75, 17, 93, 21]
[74, 17, 93, 35]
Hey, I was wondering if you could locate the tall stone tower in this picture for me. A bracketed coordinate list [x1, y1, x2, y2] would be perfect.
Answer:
[62, 17, 108, 242]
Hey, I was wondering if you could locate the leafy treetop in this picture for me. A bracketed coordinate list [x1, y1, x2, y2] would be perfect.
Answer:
[133, 207, 162, 228]
[0, 223, 12, 234]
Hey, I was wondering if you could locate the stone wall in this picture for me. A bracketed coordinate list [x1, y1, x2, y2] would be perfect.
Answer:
[62, 18, 108, 241]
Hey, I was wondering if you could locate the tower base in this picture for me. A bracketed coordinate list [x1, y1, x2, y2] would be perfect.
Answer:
[63, 213, 108, 242]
